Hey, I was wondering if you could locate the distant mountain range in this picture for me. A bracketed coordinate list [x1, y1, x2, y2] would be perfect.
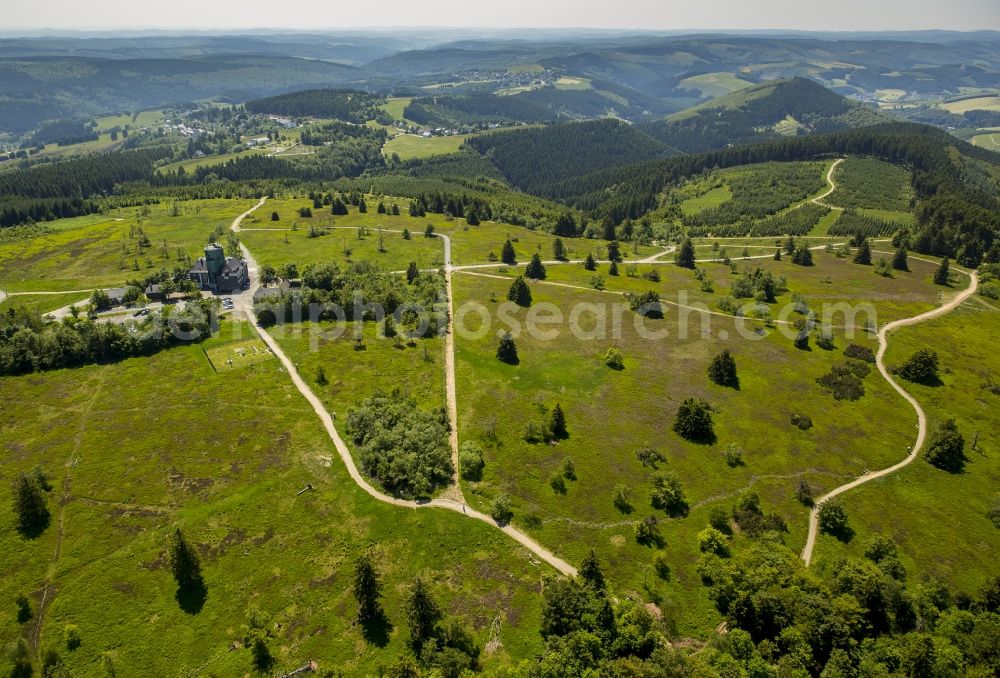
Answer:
[1, 31, 999, 134]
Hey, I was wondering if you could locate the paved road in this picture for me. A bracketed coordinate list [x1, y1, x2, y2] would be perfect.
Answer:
[800, 265, 980, 565]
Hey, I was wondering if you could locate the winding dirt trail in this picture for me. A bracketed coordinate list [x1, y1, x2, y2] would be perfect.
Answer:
[811, 158, 845, 208]
[231, 198, 576, 576]
[800, 266, 979, 565]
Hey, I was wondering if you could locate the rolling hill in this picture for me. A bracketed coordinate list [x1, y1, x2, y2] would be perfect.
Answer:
[639, 78, 886, 153]
[464, 118, 678, 193]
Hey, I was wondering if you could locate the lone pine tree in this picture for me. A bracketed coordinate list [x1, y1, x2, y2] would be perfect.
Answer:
[675, 238, 696, 269]
[525, 252, 547, 279]
[507, 275, 532, 307]
[501, 239, 517, 265]
[496, 332, 519, 365]
[353, 553, 383, 623]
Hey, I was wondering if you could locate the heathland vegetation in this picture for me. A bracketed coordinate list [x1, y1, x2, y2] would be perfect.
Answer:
[2, 60, 1000, 676]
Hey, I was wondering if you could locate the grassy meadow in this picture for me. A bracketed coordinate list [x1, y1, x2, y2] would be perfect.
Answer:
[0, 199, 256, 293]
[811, 294, 1000, 591]
[450, 267, 922, 635]
[382, 134, 470, 160]
[0, 321, 546, 676]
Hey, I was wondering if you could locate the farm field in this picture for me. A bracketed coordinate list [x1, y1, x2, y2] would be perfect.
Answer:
[940, 94, 1000, 114]
[678, 72, 754, 98]
[383, 134, 470, 160]
[379, 97, 413, 123]
[553, 76, 592, 91]
[813, 295, 1000, 592]
[0, 321, 547, 676]
[0, 134, 125, 170]
[971, 129, 1000, 152]
[0, 199, 256, 292]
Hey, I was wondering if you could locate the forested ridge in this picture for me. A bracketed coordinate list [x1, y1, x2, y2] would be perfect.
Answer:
[465, 119, 676, 191]
[403, 94, 559, 126]
[243, 89, 386, 123]
[519, 122, 1000, 264]
[0, 147, 172, 227]
[640, 78, 885, 153]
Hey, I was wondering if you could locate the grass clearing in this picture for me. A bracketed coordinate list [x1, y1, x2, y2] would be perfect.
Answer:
[679, 185, 733, 216]
[383, 134, 470, 160]
[156, 147, 275, 175]
[0, 293, 89, 314]
[677, 72, 754, 98]
[553, 76, 592, 91]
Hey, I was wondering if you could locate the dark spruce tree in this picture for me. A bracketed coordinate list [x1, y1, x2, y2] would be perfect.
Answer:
[783, 235, 796, 255]
[553, 213, 577, 237]
[353, 553, 383, 623]
[579, 549, 607, 592]
[675, 238, 696, 269]
[552, 237, 567, 261]
[406, 261, 419, 284]
[496, 332, 519, 365]
[934, 257, 951, 285]
[892, 247, 909, 271]
[507, 275, 532, 307]
[853, 238, 872, 265]
[609, 260, 619, 276]
[607, 240, 622, 263]
[707, 350, 739, 388]
[466, 209, 480, 226]
[792, 246, 813, 266]
[405, 575, 442, 650]
[12, 473, 49, 536]
[550, 404, 568, 439]
[169, 528, 203, 591]
[525, 253, 547, 279]
[774, 248, 781, 261]
[583, 253, 597, 271]
[251, 637, 274, 673]
[501, 239, 517, 265]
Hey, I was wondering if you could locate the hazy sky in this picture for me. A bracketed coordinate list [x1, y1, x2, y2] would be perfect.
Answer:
[5, 0, 1000, 32]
